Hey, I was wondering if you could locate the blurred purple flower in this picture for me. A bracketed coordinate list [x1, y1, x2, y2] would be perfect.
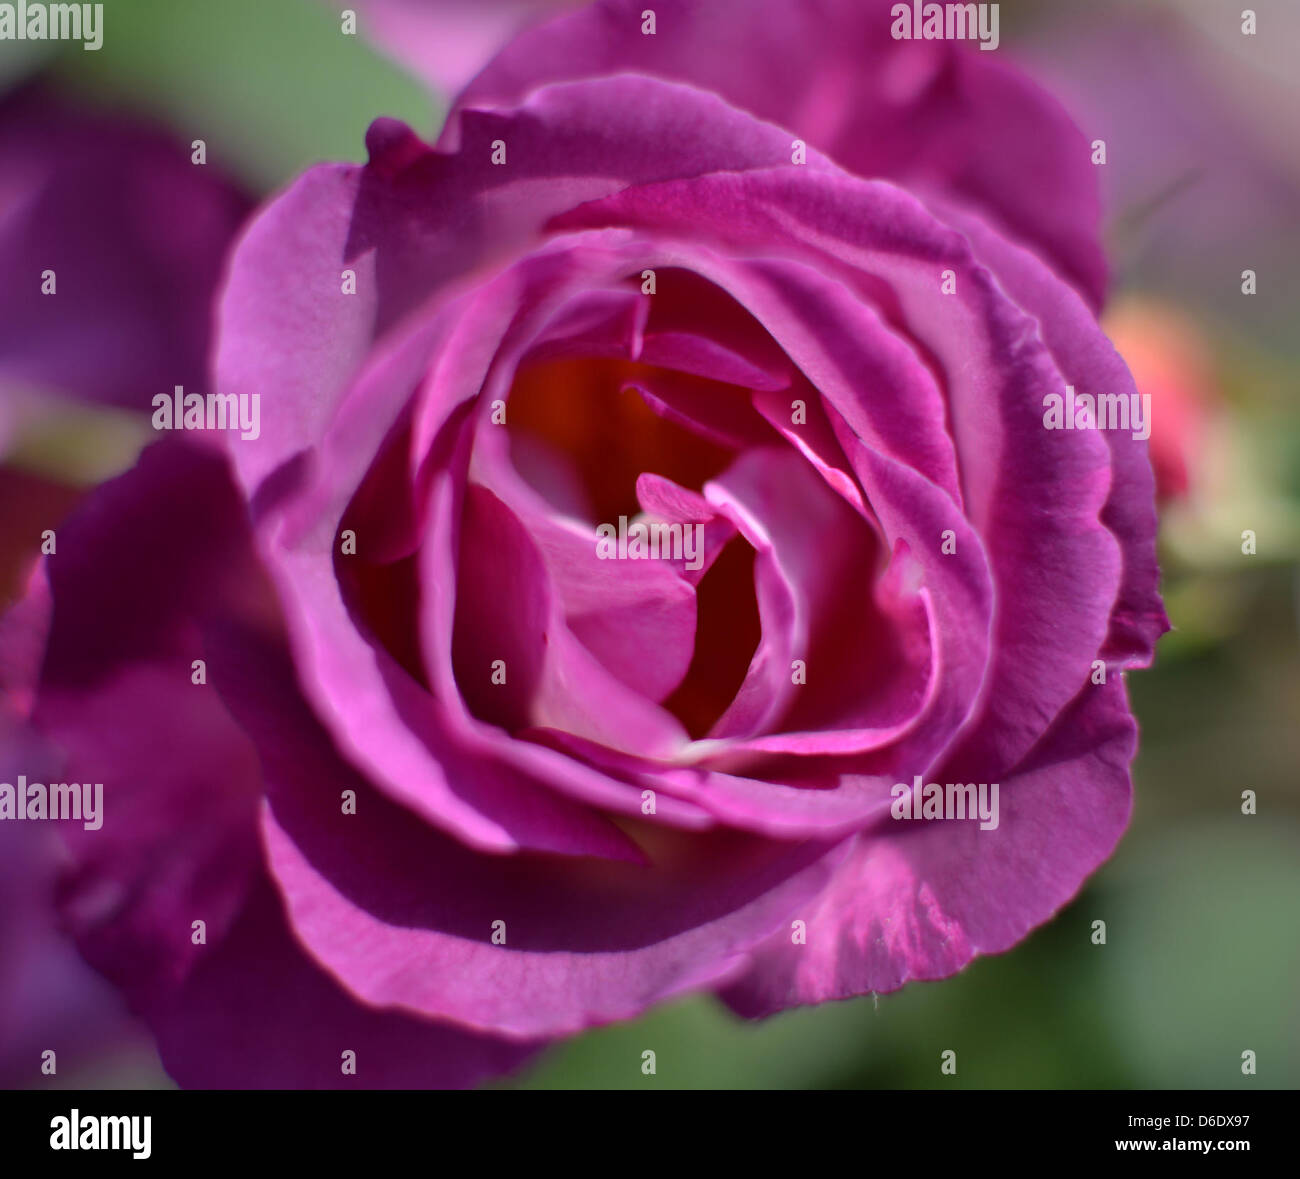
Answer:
[0, 81, 252, 413]
[0, 81, 253, 1086]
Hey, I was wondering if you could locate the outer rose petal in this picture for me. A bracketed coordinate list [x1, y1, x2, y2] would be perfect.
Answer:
[721, 676, 1136, 1014]
[210, 623, 845, 1039]
[150, 877, 541, 1090]
[455, 0, 1106, 305]
[923, 200, 1169, 668]
[0, 83, 251, 411]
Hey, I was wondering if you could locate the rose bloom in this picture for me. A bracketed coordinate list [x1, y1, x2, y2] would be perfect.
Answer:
[5, 0, 1166, 1087]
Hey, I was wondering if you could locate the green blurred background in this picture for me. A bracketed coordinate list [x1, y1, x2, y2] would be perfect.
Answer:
[5, 0, 1298, 1088]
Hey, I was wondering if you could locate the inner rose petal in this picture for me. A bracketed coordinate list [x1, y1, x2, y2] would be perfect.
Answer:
[661, 535, 761, 739]
[505, 354, 738, 524]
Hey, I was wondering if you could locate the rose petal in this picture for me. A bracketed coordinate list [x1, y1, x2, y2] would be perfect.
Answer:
[220, 624, 846, 1038]
[151, 877, 540, 1089]
[457, 0, 1105, 304]
[722, 676, 1136, 1013]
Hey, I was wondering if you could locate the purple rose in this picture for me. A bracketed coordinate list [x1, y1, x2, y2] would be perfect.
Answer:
[7, 0, 1166, 1086]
